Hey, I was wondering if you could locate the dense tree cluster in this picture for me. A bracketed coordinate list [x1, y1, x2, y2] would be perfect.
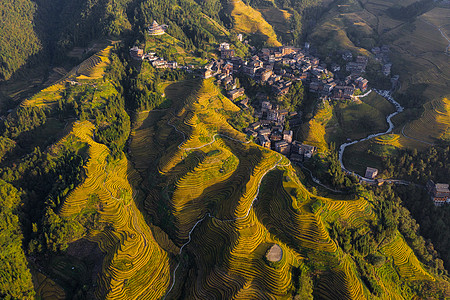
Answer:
[383, 145, 450, 184]
[397, 184, 450, 271]
[1, 106, 47, 139]
[0, 0, 41, 80]
[308, 147, 359, 191]
[0, 180, 35, 299]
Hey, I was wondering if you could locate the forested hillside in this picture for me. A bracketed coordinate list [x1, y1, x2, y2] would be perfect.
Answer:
[0, 0, 41, 81]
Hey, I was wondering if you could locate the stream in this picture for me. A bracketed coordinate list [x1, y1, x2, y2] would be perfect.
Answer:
[338, 90, 404, 182]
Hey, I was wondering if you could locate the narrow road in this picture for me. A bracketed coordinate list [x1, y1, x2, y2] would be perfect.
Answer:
[338, 89, 404, 183]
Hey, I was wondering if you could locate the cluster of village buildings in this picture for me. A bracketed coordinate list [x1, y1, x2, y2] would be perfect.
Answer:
[129, 46, 179, 69]
[245, 100, 316, 162]
[201, 42, 372, 102]
[127, 23, 450, 205]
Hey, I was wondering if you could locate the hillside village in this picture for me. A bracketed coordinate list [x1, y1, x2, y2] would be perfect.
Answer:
[129, 24, 402, 167]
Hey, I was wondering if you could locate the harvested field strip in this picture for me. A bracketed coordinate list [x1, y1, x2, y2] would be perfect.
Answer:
[325, 198, 373, 226]
[21, 83, 65, 107]
[75, 46, 112, 80]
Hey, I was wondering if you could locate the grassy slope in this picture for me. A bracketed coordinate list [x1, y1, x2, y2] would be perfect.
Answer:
[223, 0, 281, 46]
[21, 44, 115, 108]
[343, 96, 450, 176]
[301, 93, 395, 152]
[258, 7, 293, 43]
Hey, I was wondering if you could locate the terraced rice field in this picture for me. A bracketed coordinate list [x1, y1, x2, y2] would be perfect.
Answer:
[33, 271, 66, 300]
[403, 97, 450, 142]
[258, 7, 293, 42]
[21, 46, 116, 108]
[315, 257, 366, 300]
[381, 233, 433, 281]
[57, 121, 171, 299]
[75, 46, 112, 80]
[374, 134, 401, 147]
[31, 71, 434, 299]
[124, 78, 445, 299]
[324, 197, 373, 227]
[224, 0, 281, 46]
[21, 83, 65, 107]
[301, 99, 333, 152]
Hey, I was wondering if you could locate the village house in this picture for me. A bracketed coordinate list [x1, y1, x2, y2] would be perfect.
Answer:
[342, 51, 353, 61]
[148, 20, 167, 35]
[292, 142, 316, 160]
[227, 88, 245, 100]
[427, 181, 450, 206]
[267, 109, 279, 122]
[244, 59, 263, 76]
[249, 121, 261, 131]
[130, 46, 144, 60]
[201, 68, 214, 79]
[152, 59, 168, 68]
[275, 140, 291, 155]
[257, 135, 271, 148]
[258, 128, 271, 136]
[259, 69, 273, 82]
[283, 130, 293, 143]
[355, 77, 368, 91]
[222, 62, 233, 75]
[382, 64, 392, 76]
[365, 167, 378, 179]
[261, 101, 272, 111]
[219, 42, 230, 50]
[238, 98, 249, 109]
[221, 49, 235, 59]
[270, 132, 283, 142]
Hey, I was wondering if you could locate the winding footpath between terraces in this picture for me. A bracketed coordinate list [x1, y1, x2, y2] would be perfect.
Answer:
[338, 89, 404, 183]
[164, 116, 290, 299]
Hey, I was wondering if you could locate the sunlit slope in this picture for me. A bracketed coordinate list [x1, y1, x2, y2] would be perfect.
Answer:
[58, 121, 171, 299]
[258, 7, 293, 42]
[223, 0, 281, 46]
[403, 97, 450, 142]
[127, 79, 438, 299]
[301, 99, 333, 152]
[21, 45, 114, 108]
[381, 233, 433, 281]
